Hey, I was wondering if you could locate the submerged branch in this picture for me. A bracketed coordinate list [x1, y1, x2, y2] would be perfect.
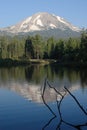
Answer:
[64, 86, 87, 115]
[42, 80, 87, 130]
[47, 80, 63, 97]
[42, 116, 56, 130]
[42, 78, 57, 117]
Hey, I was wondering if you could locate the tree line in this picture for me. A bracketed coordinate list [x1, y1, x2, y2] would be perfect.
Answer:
[0, 32, 87, 64]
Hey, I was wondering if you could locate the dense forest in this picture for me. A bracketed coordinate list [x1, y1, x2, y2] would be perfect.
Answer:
[0, 31, 87, 66]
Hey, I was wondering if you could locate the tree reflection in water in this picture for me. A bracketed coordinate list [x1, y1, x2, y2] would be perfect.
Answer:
[42, 79, 87, 130]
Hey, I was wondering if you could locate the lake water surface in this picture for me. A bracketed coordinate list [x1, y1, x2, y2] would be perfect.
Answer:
[0, 65, 87, 130]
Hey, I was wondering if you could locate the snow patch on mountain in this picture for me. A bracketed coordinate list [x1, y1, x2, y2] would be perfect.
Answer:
[30, 25, 40, 31]
[10, 26, 15, 29]
[56, 16, 63, 22]
[56, 16, 80, 32]
[20, 16, 32, 28]
[36, 19, 43, 26]
[25, 16, 32, 23]
[33, 15, 41, 23]
[50, 24, 56, 29]
[21, 24, 27, 29]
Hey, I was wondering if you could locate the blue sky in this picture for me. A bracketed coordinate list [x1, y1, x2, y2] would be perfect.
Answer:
[0, 0, 87, 28]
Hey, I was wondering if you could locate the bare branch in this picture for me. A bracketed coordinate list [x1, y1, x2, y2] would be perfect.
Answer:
[42, 116, 56, 130]
[42, 78, 57, 130]
[64, 86, 87, 115]
[42, 78, 57, 117]
[47, 80, 63, 97]
[42, 80, 87, 130]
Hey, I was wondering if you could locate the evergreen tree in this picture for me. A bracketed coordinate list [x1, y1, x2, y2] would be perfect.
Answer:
[25, 36, 34, 59]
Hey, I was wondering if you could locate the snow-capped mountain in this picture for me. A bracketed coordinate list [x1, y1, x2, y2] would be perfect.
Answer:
[0, 12, 81, 38]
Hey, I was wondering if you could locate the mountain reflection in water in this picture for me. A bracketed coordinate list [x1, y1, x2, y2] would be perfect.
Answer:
[0, 65, 87, 130]
[0, 65, 84, 103]
[0, 81, 80, 103]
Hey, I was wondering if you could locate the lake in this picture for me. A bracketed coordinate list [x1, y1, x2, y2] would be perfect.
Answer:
[0, 65, 87, 130]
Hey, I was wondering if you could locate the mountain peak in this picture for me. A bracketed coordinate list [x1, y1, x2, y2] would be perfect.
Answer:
[0, 12, 81, 38]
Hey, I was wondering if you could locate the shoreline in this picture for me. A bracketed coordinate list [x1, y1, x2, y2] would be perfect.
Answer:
[0, 58, 87, 68]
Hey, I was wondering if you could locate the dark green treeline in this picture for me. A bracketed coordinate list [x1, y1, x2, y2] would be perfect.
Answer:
[0, 32, 87, 63]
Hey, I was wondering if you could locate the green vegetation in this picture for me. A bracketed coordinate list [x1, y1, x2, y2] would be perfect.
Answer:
[0, 31, 87, 66]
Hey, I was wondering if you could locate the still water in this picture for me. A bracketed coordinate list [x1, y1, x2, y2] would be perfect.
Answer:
[0, 65, 87, 130]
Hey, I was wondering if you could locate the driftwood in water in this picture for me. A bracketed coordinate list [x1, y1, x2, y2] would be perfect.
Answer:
[42, 79, 87, 130]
